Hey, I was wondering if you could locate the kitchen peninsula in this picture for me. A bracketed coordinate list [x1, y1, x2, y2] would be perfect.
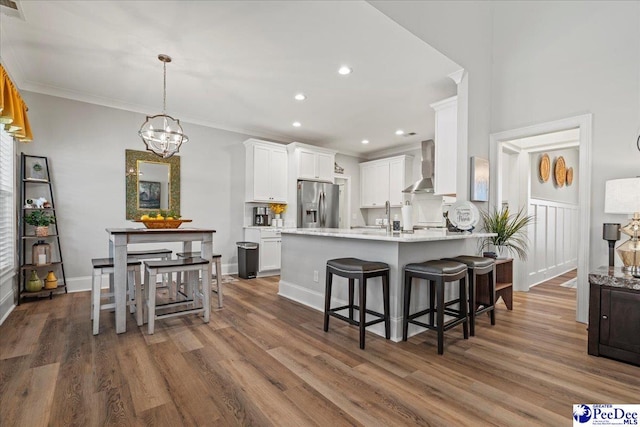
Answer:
[279, 228, 495, 342]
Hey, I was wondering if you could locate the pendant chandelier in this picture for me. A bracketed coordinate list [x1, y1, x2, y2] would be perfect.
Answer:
[138, 54, 188, 159]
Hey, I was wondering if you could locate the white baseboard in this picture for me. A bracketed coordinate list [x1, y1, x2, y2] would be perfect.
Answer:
[0, 295, 16, 325]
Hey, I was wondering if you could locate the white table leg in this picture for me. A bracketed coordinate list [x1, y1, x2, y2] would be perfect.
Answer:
[201, 234, 215, 309]
[112, 235, 128, 334]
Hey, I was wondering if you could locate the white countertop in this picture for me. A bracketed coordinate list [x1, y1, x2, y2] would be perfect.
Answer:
[281, 227, 495, 242]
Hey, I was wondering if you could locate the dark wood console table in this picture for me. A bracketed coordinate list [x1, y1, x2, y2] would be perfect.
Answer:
[588, 267, 640, 366]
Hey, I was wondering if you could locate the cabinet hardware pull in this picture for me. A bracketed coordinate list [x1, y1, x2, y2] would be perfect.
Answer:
[602, 315, 608, 319]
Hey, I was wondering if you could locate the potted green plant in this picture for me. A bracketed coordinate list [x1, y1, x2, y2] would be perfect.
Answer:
[24, 210, 56, 237]
[480, 206, 534, 260]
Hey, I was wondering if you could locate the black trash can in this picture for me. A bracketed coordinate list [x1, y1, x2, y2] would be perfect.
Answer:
[236, 241, 259, 279]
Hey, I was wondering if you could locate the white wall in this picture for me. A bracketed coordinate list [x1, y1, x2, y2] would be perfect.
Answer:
[21, 91, 253, 291]
[371, 1, 640, 324]
[490, 1, 640, 270]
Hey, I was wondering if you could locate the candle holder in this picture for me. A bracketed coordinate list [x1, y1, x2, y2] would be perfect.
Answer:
[32, 240, 51, 266]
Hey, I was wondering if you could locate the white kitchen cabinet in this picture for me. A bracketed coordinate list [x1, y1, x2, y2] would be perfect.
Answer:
[288, 143, 336, 182]
[359, 155, 412, 208]
[430, 96, 457, 196]
[259, 238, 281, 271]
[244, 227, 281, 275]
[244, 139, 288, 203]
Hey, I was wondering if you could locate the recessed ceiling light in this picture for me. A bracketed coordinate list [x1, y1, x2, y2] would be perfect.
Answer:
[292, 121, 301, 127]
[338, 66, 352, 75]
[395, 130, 404, 136]
[294, 93, 306, 101]
[361, 139, 369, 144]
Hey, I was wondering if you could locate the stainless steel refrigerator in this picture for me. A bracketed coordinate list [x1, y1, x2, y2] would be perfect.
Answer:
[297, 180, 339, 228]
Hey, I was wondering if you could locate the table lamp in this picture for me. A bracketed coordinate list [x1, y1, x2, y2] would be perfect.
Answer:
[602, 223, 620, 267]
[605, 177, 640, 275]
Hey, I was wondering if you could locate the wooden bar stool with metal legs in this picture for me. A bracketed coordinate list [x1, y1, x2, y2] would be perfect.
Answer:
[144, 257, 210, 334]
[91, 257, 142, 335]
[402, 260, 469, 355]
[176, 251, 223, 308]
[324, 257, 390, 349]
[442, 256, 496, 336]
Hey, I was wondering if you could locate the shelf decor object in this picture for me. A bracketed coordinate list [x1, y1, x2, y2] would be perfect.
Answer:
[138, 54, 188, 159]
[539, 153, 550, 182]
[32, 240, 51, 266]
[605, 177, 640, 276]
[554, 156, 566, 187]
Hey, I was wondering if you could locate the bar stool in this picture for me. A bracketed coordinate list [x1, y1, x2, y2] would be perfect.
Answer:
[177, 251, 223, 308]
[443, 255, 496, 336]
[144, 257, 210, 334]
[324, 257, 390, 349]
[127, 248, 173, 289]
[91, 257, 142, 335]
[403, 260, 468, 355]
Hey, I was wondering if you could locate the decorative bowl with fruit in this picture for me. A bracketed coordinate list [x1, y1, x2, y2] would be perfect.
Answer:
[135, 211, 192, 229]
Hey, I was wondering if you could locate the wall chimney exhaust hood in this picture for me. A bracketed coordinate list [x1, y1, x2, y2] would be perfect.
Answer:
[403, 139, 435, 193]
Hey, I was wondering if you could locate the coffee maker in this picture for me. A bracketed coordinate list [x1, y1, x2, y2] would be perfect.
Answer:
[253, 207, 269, 226]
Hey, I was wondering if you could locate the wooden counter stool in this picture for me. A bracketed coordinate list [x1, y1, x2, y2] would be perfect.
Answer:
[177, 251, 223, 308]
[402, 260, 468, 355]
[324, 258, 390, 349]
[443, 256, 496, 336]
[144, 257, 210, 334]
[91, 257, 142, 335]
[127, 248, 173, 289]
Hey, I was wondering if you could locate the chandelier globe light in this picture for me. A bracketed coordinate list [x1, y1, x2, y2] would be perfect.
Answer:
[138, 54, 188, 158]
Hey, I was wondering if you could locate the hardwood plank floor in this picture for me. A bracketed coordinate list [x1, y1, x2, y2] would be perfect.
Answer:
[1, 271, 638, 426]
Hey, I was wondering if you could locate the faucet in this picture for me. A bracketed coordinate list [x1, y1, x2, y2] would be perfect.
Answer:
[385, 200, 391, 233]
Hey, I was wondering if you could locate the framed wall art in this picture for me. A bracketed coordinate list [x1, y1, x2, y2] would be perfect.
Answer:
[470, 156, 489, 202]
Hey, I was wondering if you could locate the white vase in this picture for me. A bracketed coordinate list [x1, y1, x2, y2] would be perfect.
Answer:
[496, 245, 509, 259]
[274, 214, 281, 219]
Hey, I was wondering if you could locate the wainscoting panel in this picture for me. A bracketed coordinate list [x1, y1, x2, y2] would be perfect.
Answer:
[528, 200, 578, 287]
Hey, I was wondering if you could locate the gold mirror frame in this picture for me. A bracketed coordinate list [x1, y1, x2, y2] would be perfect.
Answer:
[125, 149, 180, 220]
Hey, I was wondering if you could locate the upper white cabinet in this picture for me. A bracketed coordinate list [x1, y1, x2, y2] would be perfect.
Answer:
[360, 155, 413, 208]
[288, 143, 336, 182]
[244, 139, 288, 203]
[430, 96, 457, 196]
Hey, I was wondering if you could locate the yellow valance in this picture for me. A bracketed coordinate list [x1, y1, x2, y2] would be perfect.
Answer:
[0, 63, 33, 142]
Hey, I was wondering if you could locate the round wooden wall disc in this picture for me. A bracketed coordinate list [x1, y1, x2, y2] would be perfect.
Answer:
[554, 156, 566, 187]
[539, 153, 550, 182]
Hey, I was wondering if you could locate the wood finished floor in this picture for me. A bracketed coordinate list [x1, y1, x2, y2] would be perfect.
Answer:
[1, 270, 639, 426]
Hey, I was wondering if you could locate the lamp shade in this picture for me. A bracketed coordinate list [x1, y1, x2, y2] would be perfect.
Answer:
[604, 178, 640, 214]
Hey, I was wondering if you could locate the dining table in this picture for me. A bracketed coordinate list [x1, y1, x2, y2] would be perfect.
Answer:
[106, 227, 216, 334]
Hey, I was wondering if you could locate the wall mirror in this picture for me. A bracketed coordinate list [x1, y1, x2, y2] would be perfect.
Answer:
[125, 149, 180, 219]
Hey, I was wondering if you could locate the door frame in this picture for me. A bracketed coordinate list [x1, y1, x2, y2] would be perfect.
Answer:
[489, 114, 592, 323]
[334, 175, 351, 229]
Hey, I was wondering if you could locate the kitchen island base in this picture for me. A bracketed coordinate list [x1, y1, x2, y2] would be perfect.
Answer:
[279, 229, 493, 342]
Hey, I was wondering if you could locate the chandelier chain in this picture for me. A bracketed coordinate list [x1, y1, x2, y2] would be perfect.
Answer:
[163, 60, 167, 114]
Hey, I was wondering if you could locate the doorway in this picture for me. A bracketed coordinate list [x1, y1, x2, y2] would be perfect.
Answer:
[335, 176, 351, 229]
[501, 129, 580, 288]
[490, 114, 592, 323]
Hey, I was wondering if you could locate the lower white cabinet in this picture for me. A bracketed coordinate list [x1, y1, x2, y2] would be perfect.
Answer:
[244, 228, 281, 275]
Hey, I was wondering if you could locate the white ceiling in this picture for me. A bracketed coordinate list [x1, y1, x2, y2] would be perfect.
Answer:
[0, 1, 461, 156]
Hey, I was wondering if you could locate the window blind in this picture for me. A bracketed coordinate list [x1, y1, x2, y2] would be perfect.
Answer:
[0, 130, 15, 278]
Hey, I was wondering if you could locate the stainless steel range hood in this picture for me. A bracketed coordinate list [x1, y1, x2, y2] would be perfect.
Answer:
[403, 139, 435, 193]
